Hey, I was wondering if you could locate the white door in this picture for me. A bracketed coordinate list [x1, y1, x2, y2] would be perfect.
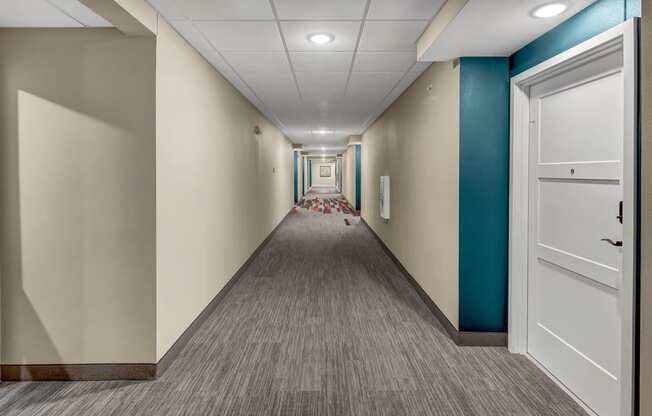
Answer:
[527, 48, 625, 416]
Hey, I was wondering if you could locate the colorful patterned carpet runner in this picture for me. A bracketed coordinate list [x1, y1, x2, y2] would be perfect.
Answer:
[297, 195, 357, 215]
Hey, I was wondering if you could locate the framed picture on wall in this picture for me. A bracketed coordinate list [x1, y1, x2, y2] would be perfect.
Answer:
[320, 166, 331, 177]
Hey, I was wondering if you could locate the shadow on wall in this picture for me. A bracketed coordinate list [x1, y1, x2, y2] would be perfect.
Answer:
[1, 89, 155, 374]
[1, 93, 65, 377]
[0, 29, 157, 374]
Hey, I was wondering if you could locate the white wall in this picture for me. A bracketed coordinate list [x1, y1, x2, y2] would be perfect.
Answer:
[303, 156, 309, 194]
[311, 161, 336, 187]
[343, 147, 356, 205]
[155, 17, 294, 361]
[0, 28, 157, 364]
[361, 61, 460, 328]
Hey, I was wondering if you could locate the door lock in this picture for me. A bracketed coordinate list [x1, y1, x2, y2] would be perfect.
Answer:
[601, 238, 623, 247]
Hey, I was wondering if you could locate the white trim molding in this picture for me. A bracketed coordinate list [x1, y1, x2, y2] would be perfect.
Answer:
[508, 18, 638, 416]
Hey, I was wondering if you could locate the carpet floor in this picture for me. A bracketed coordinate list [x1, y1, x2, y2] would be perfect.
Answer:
[0, 191, 587, 416]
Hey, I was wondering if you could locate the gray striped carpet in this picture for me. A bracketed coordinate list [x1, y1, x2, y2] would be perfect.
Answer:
[0, 191, 587, 416]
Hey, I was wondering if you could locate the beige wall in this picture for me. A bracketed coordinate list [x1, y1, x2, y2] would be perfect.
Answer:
[640, 0, 652, 412]
[343, 147, 356, 205]
[155, 17, 294, 360]
[304, 157, 309, 194]
[360, 61, 460, 328]
[0, 29, 157, 364]
[311, 162, 336, 187]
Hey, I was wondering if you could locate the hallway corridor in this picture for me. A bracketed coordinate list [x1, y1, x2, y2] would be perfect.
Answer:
[0, 191, 586, 416]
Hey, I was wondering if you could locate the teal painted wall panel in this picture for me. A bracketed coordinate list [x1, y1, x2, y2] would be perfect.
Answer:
[456, 0, 641, 334]
[509, 0, 639, 77]
[355, 145, 362, 210]
[626, 0, 641, 18]
[309, 160, 312, 188]
[458, 57, 510, 332]
[301, 157, 304, 196]
[293, 152, 298, 204]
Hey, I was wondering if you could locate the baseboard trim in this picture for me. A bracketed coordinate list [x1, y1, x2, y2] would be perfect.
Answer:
[1, 364, 156, 382]
[2, 209, 293, 382]
[360, 218, 507, 347]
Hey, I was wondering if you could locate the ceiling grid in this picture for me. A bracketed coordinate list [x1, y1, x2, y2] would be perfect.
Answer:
[148, 0, 445, 151]
[0, 0, 596, 153]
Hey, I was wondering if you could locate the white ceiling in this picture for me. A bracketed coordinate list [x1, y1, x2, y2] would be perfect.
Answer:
[0, 0, 599, 152]
[0, 0, 111, 27]
[420, 0, 597, 61]
[148, 0, 445, 150]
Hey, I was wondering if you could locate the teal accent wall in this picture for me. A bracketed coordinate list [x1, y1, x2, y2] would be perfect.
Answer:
[454, 0, 642, 334]
[293, 152, 298, 204]
[510, 0, 640, 77]
[626, 0, 641, 18]
[301, 156, 304, 196]
[355, 145, 361, 210]
[458, 57, 510, 332]
[462, 0, 645, 333]
[309, 159, 312, 188]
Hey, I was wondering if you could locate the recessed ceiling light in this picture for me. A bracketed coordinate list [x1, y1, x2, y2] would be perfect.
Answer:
[308, 33, 334, 45]
[313, 129, 332, 135]
[531, 2, 569, 18]
[321, 146, 326, 151]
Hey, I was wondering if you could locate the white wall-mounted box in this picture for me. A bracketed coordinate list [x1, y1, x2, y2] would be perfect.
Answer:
[380, 176, 390, 220]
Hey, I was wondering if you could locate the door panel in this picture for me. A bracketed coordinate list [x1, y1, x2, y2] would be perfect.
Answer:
[528, 52, 624, 416]
[538, 179, 622, 271]
[530, 260, 621, 376]
[538, 72, 623, 164]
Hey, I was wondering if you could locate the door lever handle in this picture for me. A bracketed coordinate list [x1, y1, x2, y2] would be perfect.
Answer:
[601, 238, 623, 247]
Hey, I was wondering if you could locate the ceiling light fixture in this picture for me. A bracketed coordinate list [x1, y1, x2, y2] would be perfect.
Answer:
[531, 2, 569, 18]
[321, 147, 326, 151]
[308, 33, 334, 45]
[314, 129, 332, 135]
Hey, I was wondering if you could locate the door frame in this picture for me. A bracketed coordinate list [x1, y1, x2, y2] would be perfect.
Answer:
[508, 18, 638, 416]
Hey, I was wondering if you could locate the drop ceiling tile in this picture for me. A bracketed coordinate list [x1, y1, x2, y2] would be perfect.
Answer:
[195, 21, 284, 51]
[47, 0, 112, 26]
[358, 21, 428, 51]
[202, 51, 237, 76]
[353, 52, 416, 72]
[184, 0, 274, 20]
[240, 87, 266, 109]
[363, 107, 385, 130]
[239, 71, 296, 92]
[275, 103, 339, 127]
[273, 0, 367, 20]
[367, 0, 445, 20]
[178, 50, 252, 98]
[295, 72, 348, 103]
[171, 20, 215, 53]
[0, 0, 82, 27]
[146, 0, 188, 20]
[403, 68, 426, 86]
[222, 52, 290, 73]
[289, 52, 354, 72]
[412, 61, 432, 73]
[239, 71, 300, 104]
[346, 72, 404, 99]
[285, 128, 313, 137]
[281, 21, 361, 52]
[333, 97, 384, 119]
[384, 70, 423, 104]
[216, 70, 253, 99]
